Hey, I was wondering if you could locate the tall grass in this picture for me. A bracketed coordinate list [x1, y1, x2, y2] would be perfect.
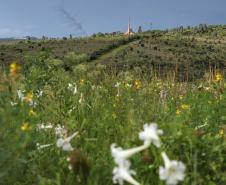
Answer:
[0, 58, 225, 185]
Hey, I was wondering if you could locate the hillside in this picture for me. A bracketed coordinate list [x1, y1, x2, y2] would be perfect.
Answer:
[1, 25, 226, 81]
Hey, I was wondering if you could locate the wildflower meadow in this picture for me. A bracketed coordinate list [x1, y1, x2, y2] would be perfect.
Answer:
[0, 53, 226, 185]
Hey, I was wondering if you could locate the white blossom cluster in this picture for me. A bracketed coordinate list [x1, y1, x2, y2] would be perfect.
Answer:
[111, 123, 186, 185]
[68, 83, 78, 95]
[36, 123, 78, 152]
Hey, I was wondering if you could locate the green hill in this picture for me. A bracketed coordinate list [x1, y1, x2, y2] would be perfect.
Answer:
[1, 24, 226, 81]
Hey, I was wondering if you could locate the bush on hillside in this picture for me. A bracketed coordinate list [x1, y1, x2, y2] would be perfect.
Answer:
[64, 52, 89, 67]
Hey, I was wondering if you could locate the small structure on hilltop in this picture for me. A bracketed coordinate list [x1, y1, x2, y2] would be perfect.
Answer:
[138, 26, 142, 33]
[124, 18, 134, 35]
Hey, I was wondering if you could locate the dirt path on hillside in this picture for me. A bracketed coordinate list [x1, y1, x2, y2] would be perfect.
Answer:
[92, 40, 139, 64]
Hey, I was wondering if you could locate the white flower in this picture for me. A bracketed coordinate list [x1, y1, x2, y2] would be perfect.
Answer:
[115, 82, 121, 88]
[56, 131, 78, 152]
[37, 90, 43, 98]
[68, 106, 76, 114]
[10, 101, 18, 106]
[115, 82, 121, 96]
[159, 152, 186, 185]
[55, 124, 67, 137]
[68, 83, 78, 95]
[113, 160, 140, 185]
[111, 143, 149, 166]
[139, 123, 163, 147]
[195, 123, 208, 130]
[78, 93, 84, 104]
[125, 83, 132, 88]
[68, 164, 73, 171]
[17, 90, 24, 100]
[37, 123, 54, 130]
[36, 143, 53, 150]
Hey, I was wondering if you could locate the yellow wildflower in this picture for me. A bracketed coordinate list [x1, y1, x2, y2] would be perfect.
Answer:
[219, 129, 224, 137]
[80, 79, 85, 85]
[21, 122, 32, 131]
[134, 80, 142, 89]
[215, 73, 222, 82]
[179, 95, 183, 100]
[29, 109, 37, 116]
[24, 92, 33, 103]
[181, 104, 190, 110]
[10, 63, 20, 76]
[176, 109, 181, 115]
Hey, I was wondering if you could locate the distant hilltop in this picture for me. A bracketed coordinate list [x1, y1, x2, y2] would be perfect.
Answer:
[0, 36, 38, 42]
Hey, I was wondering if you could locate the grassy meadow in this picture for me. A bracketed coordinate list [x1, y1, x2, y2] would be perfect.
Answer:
[0, 26, 226, 185]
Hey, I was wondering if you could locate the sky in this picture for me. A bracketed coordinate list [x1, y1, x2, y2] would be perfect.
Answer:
[0, 0, 226, 38]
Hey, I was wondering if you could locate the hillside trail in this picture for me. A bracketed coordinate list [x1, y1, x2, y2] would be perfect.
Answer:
[92, 39, 140, 64]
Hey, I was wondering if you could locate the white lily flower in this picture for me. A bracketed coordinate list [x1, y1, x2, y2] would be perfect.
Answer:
[17, 90, 24, 101]
[37, 90, 43, 98]
[36, 143, 53, 150]
[10, 101, 18, 106]
[115, 82, 121, 97]
[113, 160, 140, 185]
[111, 143, 149, 166]
[115, 82, 121, 88]
[78, 93, 84, 104]
[139, 123, 163, 147]
[68, 83, 78, 95]
[159, 152, 186, 185]
[56, 131, 78, 152]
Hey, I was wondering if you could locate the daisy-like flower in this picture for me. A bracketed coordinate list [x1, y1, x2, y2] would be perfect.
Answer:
[139, 123, 163, 147]
[111, 143, 149, 166]
[159, 152, 186, 185]
[113, 160, 140, 185]
[56, 131, 78, 152]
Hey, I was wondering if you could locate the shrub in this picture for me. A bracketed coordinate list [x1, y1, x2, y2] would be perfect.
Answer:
[64, 52, 89, 67]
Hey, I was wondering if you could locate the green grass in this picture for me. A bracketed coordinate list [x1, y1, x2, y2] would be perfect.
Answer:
[0, 58, 225, 185]
[0, 25, 226, 185]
